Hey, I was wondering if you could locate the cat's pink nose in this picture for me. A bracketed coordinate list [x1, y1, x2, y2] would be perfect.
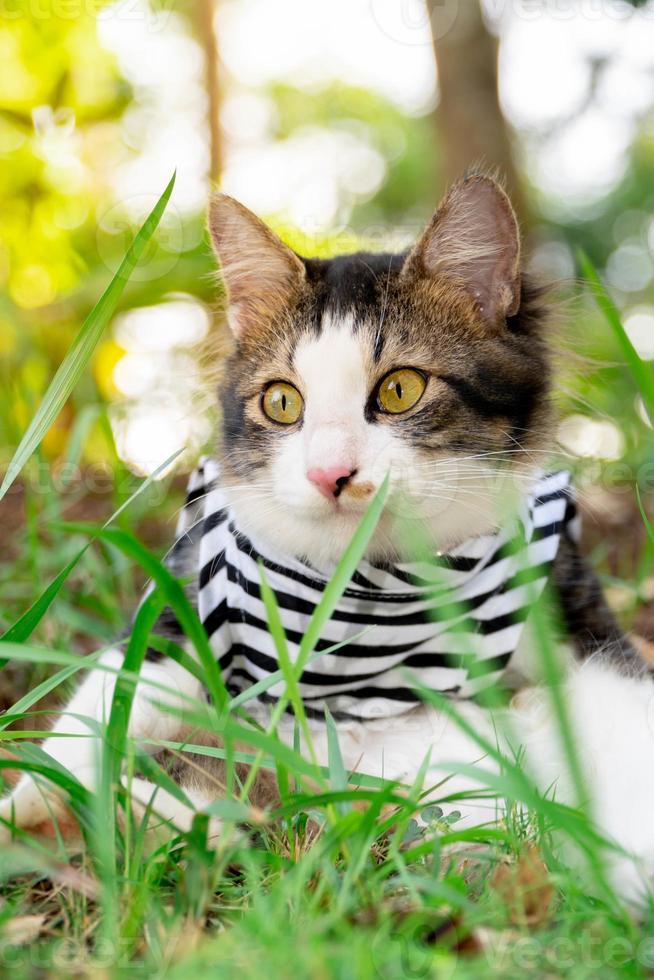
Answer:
[307, 465, 357, 500]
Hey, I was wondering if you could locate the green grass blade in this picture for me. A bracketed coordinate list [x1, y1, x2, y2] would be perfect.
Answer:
[0, 650, 104, 733]
[144, 634, 206, 687]
[0, 172, 176, 502]
[529, 592, 589, 811]
[297, 474, 389, 669]
[0, 642, 114, 669]
[257, 562, 306, 729]
[228, 628, 375, 710]
[0, 742, 93, 838]
[104, 588, 165, 798]
[0, 551, 86, 649]
[150, 707, 328, 786]
[131, 749, 195, 811]
[93, 587, 165, 937]
[324, 707, 349, 814]
[51, 521, 228, 711]
[59, 404, 103, 485]
[579, 250, 654, 423]
[636, 485, 654, 546]
[0, 645, 201, 713]
[0, 448, 184, 651]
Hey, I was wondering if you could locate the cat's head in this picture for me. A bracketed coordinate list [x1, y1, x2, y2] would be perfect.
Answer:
[208, 175, 552, 567]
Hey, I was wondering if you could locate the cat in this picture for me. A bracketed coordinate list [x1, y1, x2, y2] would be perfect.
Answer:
[2, 174, 654, 906]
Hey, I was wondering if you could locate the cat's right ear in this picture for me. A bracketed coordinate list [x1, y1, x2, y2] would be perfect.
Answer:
[402, 175, 521, 331]
[208, 194, 306, 338]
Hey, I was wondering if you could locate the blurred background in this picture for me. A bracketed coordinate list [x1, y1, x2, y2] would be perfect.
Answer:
[2, 0, 654, 658]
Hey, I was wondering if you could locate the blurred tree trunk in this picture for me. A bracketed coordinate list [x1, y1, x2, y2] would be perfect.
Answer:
[427, 0, 524, 211]
[193, 0, 222, 183]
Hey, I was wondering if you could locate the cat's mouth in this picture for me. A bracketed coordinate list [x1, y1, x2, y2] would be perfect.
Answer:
[314, 480, 377, 517]
[294, 483, 378, 522]
[340, 479, 376, 501]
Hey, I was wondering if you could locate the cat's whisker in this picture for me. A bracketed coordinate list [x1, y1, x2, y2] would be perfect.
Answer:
[408, 466, 541, 482]
[427, 447, 556, 462]
[415, 489, 508, 500]
[412, 457, 528, 468]
[405, 482, 509, 501]
[407, 467, 539, 484]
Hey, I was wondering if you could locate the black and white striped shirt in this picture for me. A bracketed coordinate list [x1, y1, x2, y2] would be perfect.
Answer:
[173, 459, 577, 720]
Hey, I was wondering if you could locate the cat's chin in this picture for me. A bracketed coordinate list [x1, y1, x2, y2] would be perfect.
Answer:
[221, 486, 503, 569]
[224, 493, 381, 567]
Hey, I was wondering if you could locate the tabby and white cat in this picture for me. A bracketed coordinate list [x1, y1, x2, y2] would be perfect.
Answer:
[3, 175, 654, 905]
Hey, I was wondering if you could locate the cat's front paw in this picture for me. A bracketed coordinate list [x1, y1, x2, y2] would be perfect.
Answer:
[0, 773, 73, 842]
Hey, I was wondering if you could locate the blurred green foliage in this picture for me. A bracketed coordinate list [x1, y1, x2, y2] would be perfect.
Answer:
[1, 0, 654, 489]
[268, 81, 441, 227]
[0, 7, 213, 464]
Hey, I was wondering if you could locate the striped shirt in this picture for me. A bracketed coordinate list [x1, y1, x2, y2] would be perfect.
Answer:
[173, 459, 578, 720]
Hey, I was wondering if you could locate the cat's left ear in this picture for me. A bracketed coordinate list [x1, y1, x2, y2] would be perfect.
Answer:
[403, 174, 521, 329]
[208, 194, 306, 338]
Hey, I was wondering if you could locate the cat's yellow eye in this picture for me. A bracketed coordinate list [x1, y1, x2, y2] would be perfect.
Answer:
[262, 382, 303, 425]
[376, 368, 427, 415]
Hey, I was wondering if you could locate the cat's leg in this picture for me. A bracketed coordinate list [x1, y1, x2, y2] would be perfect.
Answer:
[273, 700, 505, 828]
[340, 702, 506, 826]
[125, 778, 222, 845]
[513, 658, 654, 907]
[333, 661, 654, 906]
[273, 662, 654, 906]
[0, 648, 205, 839]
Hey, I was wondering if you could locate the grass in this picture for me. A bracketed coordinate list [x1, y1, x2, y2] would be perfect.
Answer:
[0, 223, 654, 976]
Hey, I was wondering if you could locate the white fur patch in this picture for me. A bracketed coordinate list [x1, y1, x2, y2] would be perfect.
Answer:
[0, 649, 205, 838]
[262, 658, 654, 909]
